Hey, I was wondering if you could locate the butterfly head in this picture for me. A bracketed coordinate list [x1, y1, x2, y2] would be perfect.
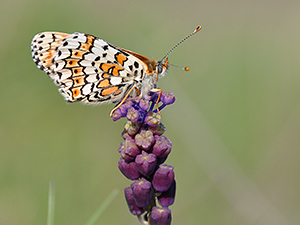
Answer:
[156, 58, 169, 78]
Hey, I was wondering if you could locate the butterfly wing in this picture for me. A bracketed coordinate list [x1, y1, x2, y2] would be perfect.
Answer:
[31, 32, 147, 104]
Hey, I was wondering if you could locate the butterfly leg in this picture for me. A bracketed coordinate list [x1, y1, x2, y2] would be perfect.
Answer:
[150, 88, 162, 116]
[110, 85, 140, 117]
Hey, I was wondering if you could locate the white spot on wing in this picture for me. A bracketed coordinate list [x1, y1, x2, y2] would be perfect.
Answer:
[110, 76, 122, 85]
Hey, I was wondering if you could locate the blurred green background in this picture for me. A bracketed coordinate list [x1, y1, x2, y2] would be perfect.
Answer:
[1, 0, 300, 224]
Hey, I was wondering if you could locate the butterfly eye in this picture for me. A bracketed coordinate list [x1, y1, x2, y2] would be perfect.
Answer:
[157, 64, 163, 74]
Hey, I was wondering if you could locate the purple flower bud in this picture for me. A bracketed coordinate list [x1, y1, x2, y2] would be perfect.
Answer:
[157, 156, 168, 165]
[123, 98, 133, 109]
[135, 151, 157, 177]
[148, 122, 166, 136]
[131, 178, 153, 207]
[152, 135, 172, 158]
[119, 104, 129, 116]
[135, 129, 154, 151]
[118, 138, 140, 162]
[124, 121, 141, 136]
[127, 108, 139, 123]
[145, 111, 161, 127]
[158, 180, 176, 207]
[118, 158, 140, 180]
[121, 130, 132, 140]
[139, 99, 150, 111]
[124, 187, 145, 216]
[160, 92, 175, 105]
[111, 108, 122, 121]
[153, 165, 174, 192]
[149, 207, 172, 225]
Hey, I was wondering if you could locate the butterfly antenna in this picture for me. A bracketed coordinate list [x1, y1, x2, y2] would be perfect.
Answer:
[160, 25, 202, 63]
[167, 62, 190, 71]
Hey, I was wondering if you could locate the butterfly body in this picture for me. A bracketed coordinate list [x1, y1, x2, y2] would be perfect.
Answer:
[31, 26, 202, 115]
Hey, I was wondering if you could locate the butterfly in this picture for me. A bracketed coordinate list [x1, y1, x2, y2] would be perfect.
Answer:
[31, 26, 201, 116]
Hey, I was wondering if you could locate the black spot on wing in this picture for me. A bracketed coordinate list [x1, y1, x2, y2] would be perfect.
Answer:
[134, 61, 139, 68]
[102, 45, 108, 51]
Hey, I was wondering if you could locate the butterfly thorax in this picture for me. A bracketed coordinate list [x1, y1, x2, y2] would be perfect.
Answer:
[139, 59, 168, 97]
[117, 47, 168, 77]
[121, 48, 168, 97]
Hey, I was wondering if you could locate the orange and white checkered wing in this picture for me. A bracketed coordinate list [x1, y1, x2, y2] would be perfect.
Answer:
[31, 32, 147, 104]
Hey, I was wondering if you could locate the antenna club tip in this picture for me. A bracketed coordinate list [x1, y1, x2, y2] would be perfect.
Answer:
[185, 67, 190, 71]
[194, 26, 202, 34]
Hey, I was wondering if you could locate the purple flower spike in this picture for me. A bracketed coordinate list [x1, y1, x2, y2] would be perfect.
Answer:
[131, 178, 153, 207]
[160, 92, 175, 105]
[152, 135, 172, 159]
[118, 138, 140, 162]
[158, 180, 176, 207]
[135, 129, 154, 151]
[118, 158, 140, 180]
[113, 92, 177, 224]
[145, 111, 161, 127]
[153, 165, 174, 192]
[149, 207, 172, 225]
[124, 187, 145, 216]
[127, 108, 139, 123]
[135, 151, 157, 177]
